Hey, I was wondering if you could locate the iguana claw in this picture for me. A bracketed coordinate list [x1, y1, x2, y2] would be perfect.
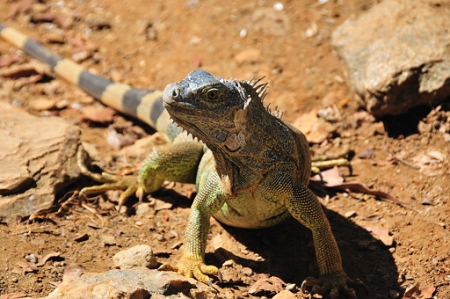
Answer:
[301, 271, 365, 299]
[159, 255, 218, 285]
[77, 146, 145, 208]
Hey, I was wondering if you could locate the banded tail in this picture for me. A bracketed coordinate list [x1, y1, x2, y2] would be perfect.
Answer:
[0, 23, 180, 140]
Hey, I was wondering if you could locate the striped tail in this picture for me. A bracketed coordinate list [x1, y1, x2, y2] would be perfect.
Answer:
[0, 23, 179, 140]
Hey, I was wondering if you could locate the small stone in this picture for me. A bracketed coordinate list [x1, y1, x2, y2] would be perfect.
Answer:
[285, 283, 296, 291]
[345, 211, 357, 218]
[443, 133, 450, 142]
[84, 14, 111, 30]
[418, 121, 432, 134]
[29, 98, 56, 111]
[273, 3, 283, 11]
[113, 245, 158, 269]
[101, 234, 116, 246]
[72, 51, 92, 63]
[240, 267, 253, 276]
[45, 32, 66, 44]
[380, 234, 394, 247]
[273, 290, 296, 299]
[25, 254, 37, 263]
[55, 99, 69, 109]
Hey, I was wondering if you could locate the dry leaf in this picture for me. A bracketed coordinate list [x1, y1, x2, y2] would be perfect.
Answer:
[293, 109, 317, 135]
[311, 167, 404, 205]
[7, 0, 34, 19]
[81, 106, 116, 123]
[0, 293, 30, 299]
[402, 282, 436, 299]
[36, 252, 61, 267]
[248, 274, 285, 295]
[364, 226, 389, 236]
[0, 53, 21, 67]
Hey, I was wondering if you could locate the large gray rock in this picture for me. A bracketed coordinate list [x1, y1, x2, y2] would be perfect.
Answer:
[40, 267, 213, 299]
[0, 102, 81, 221]
[332, 0, 450, 116]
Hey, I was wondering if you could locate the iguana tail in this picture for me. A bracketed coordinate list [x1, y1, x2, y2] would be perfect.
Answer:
[0, 23, 180, 141]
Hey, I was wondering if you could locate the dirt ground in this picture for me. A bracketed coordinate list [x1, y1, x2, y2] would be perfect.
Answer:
[1, 0, 450, 298]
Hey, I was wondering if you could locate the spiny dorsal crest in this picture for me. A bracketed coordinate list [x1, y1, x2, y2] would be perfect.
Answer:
[224, 76, 283, 119]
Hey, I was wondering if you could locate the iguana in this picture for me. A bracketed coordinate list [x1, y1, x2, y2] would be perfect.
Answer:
[0, 23, 360, 298]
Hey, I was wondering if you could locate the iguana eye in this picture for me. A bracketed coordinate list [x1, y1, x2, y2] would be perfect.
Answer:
[206, 89, 220, 101]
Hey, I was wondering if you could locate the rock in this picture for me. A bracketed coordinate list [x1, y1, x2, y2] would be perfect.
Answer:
[100, 234, 117, 247]
[28, 97, 56, 111]
[113, 245, 158, 269]
[38, 268, 212, 299]
[380, 234, 395, 247]
[0, 102, 81, 222]
[273, 290, 297, 299]
[332, 0, 450, 116]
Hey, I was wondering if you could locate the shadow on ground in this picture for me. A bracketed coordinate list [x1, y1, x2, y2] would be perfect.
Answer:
[211, 207, 398, 298]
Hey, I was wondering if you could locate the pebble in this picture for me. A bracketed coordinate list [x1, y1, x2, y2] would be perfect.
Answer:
[113, 245, 158, 269]
[285, 283, 296, 291]
[29, 98, 56, 111]
[273, 3, 283, 11]
[345, 211, 357, 218]
[380, 234, 394, 247]
[25, 254, 37, 263]
[273, 290, 296, 299]
[100, 234, 116, 246]
[443, 133, 450, 142]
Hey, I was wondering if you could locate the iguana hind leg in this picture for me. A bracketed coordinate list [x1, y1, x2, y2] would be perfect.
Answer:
[78, 141, 204, 207]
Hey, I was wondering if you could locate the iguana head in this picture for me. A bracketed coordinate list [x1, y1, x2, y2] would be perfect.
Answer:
[163, 69, 272, 154]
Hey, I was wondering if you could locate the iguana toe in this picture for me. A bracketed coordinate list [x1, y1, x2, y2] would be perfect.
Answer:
[301, 271, 363, 299]
[159, 255, 218, 285]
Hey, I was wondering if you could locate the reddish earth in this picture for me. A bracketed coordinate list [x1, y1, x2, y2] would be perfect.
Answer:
[0, 0, 449, 298]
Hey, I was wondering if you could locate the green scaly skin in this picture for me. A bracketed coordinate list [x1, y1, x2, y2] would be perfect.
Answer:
[156, 70, 359, 298]
[0, 23, 359, 298]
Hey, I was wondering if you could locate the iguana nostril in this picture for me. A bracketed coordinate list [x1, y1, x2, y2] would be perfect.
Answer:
[172, 88, 180, 99]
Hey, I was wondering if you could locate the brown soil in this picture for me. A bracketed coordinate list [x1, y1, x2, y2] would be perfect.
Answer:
[1, 0, 449, 298]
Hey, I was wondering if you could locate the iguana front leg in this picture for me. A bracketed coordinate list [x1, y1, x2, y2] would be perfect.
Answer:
[287, 184, 358, 298]
[160, 172, 226, 284]
[78, 141, 204, 206]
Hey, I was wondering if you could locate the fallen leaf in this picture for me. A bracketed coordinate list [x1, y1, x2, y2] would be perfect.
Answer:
[0, 53, 22, 67]
[154, 199, 173, 211]
[7, 0, 34, 19]
[359, 149, 375, 159]
[311, 167, 404, 206]
[293, 109, 317, 135]
[0, 293, 30, 299]
[36, 251, 61, 267]
[17, 261, 38, 274]
[364, 226, 389, 236]
[81, 106, 116, 123]
[419, 285, 436, 299]
[401, 282, 435, 299]
[248, 275, 285, 295]
[363, 213, 384, 221]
